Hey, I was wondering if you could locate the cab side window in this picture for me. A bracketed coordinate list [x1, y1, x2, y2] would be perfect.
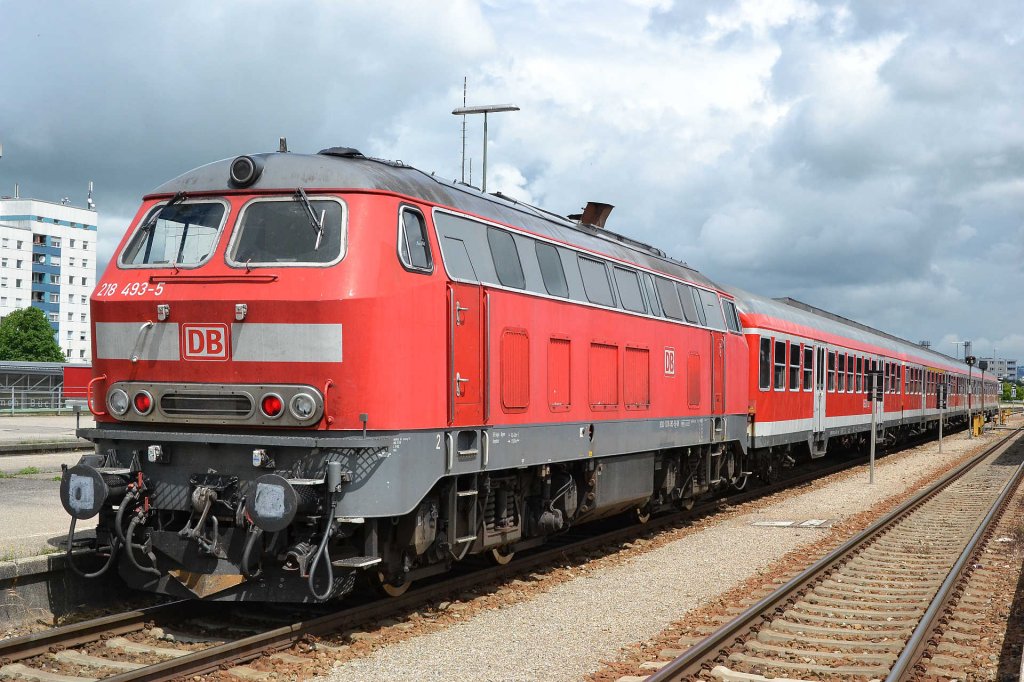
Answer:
[398, 207, 433, 272]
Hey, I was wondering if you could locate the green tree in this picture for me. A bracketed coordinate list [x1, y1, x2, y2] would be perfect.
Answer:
[0, 307, 66, 362]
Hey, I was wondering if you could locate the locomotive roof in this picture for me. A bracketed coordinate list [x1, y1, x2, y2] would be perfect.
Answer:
[729, 286, 968, 370]
[150, 149, 722, 292]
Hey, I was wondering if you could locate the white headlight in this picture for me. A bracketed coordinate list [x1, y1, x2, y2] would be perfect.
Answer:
[290, 392, 317, 420]
[108, 389, 130, 416]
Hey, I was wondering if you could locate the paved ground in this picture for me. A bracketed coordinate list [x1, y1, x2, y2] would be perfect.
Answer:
[0, 414, 94, 445]
[0, 415, 97, 561]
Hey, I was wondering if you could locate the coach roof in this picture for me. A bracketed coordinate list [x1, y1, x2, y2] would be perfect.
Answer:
[150, 149, 722, 292]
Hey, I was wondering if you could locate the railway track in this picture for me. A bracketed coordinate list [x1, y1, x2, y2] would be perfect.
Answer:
[0, 427, 971, 681]
[641, 426, 1024, 681]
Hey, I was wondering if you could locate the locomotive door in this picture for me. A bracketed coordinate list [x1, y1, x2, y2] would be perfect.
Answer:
[710, 331, 726, 440]
[448, 282, 485, 426]
[813, 346, 826, 434]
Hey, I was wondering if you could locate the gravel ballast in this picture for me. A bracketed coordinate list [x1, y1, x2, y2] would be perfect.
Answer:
[320, 426, 1009, 682]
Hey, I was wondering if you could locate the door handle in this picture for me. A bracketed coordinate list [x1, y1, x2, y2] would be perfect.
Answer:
[455, 372, 470, 396]
[455, 301, 469, 325]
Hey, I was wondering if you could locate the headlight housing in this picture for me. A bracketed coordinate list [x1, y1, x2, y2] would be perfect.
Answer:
[290, 392, 317, 421]
[108, 388, 130, 416]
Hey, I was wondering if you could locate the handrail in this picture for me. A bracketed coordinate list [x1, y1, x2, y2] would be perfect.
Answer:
[87, 374, 108, 416]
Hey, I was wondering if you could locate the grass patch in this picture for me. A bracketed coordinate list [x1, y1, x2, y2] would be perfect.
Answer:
[16, 467, 40, 476]
[0, 471, 14, 479]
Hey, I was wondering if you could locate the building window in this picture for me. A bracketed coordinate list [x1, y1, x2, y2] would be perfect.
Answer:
[33, 235, 45, 245]
[80, 295, 86, 304]
[1, 239, 6, 248]
[67, 330, 73, 340]
[80, 313, 86, 322]
[69, 239, 76, 248]
[0, 258, 6, 267]
[82, 259, 88, 268]
[68, 275, 75, 284]
[49, 312, 58, 322]
[51, 238, 61, 247]
[0, 278, 6, 287]
[0, 297, 6, 305]
[15, 260, 22, 268]
[81, 277, 88, 286]
[67, 312, 73, 321]
[51, 256, 60, 266]
[67, 293, 74, 303]
[50, 293, 60, 303]
[80, 332, 86, 341]
[69, 257, 75, 267]
[83, 241, 89, 249]
[16, 241, 22, 249]
[79, 350, 85, 358]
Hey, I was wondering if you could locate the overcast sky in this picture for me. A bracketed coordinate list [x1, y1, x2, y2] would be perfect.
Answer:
[1, 1, 1021, 367]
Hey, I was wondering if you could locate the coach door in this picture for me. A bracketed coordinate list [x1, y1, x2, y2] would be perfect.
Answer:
[448, 282, 485, 426]
[710, 331, 726, 440]
[813, 346, 826, 434]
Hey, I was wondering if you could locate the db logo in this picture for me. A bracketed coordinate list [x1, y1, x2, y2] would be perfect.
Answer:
[181, 324, 230, 361]
[664, 348, 676, 376]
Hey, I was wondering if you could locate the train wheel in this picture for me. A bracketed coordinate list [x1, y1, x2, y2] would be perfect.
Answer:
[376, 572, 411, 598]
[634, 507, 651, 524]
[489, 546, 515, 565]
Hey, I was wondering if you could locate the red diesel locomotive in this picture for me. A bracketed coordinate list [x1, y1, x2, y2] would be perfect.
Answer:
[61, 146, 998, 602]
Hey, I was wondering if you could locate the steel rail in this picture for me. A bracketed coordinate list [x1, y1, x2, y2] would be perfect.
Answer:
[886, 445, 1024, 679]
[2, 426, 967, 679]
[646, 427, 1022, 682]
[0, 601, 190, 663]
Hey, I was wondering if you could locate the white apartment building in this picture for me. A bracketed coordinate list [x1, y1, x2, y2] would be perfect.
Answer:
[0, 198, 97, 363]
[978, 357, 1017, 381]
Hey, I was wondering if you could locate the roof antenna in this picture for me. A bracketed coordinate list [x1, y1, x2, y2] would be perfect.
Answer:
[459, 76, 467, 183]
[87, 181, 96, 211]
[279, 137, 289, 153]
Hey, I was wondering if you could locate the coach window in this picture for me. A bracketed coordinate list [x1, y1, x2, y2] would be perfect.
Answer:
[613, 267, 647, 314]
[688, 287, 708, 326]
[697, 289, 727, 330]
[722, 299, 742, 333]
[642, 273, 662, 317]
[656, 277, 683, 320]
[803, 346, 813, 390]
[759, 338, 771, 391]
[846, 355, 854, 392]
[827, 351, 836, 392]
[578, 256, 615, 307]
[122, 200, 227, 268]
[774, 340, 786, 390]
[535, 242, 569, 298]
[228, 197, 344, 266]
[486, 227, 525, 289]
[398, 207, 433, 273]
[837, 353, 846, 392]
[789, 342, 800, 390]
[856, 356, 863, 392]
[678, 284, 702, 324]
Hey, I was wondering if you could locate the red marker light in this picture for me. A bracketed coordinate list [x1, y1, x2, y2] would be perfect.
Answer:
[261, 394, 283, 417]
[133, 392, 153, 414]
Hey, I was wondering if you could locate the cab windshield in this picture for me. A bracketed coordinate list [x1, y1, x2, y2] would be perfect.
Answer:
[120, 202, 225, 267]
[228, 198, 344, 266]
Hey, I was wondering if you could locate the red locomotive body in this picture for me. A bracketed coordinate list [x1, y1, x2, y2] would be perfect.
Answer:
[60, 146, 997, 602]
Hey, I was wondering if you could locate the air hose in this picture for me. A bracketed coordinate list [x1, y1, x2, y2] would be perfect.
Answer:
[125, 513, 161, 577]
[65, 516, 121, 578]
[307, 501, 338, 600]
[241, 527, 263, 578]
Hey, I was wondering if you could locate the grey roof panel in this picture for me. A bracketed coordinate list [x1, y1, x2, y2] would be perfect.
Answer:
[150, 151, 722, 291]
